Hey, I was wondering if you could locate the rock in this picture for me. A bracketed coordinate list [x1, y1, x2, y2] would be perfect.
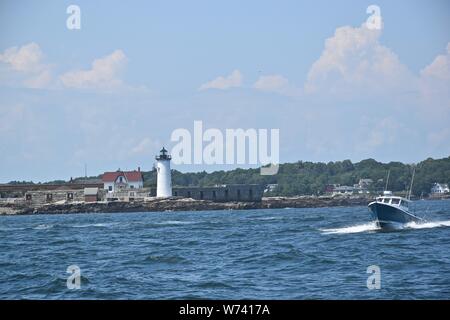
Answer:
[0, 196, 373, 215]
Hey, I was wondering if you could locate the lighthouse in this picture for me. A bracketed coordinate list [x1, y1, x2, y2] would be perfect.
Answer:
[155, 147, 172, 197]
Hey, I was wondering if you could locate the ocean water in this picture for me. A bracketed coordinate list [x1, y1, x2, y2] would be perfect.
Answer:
[1, 199, 450, 299]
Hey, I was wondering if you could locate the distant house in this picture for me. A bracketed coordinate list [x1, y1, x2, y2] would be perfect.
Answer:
[350, 179, 373, 194]
[84, 187, 99, 202]
[431, 183, 449, 194]
[333, 185, 355, 195]
[264, 184, 278, 193]
[102, 168, 144, 193]
[358, 179, 373, 189]
[325, 184, 340, 193]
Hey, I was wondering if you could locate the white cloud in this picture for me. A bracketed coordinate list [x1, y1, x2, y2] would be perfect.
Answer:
[253, 74, 300, 96]
[0, 42, 43, 72]
[199, 69, 243, 90]
[23, 69, 52, 89]
[304, 24, 414, 96]
[365, 117, 401, 149]
[60, 50, 128, 90]
[131, 137, 159, 155]
[0, 45, 147, 92]
[416, 42, 450, 121]
[421, 43, 450, 81]
[0, 42, 52, 88]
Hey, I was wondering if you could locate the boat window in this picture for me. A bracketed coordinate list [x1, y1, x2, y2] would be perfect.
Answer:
[400, 201, 409, 209]
[391, 198, 400, 205]
[382, 198, 389, 203]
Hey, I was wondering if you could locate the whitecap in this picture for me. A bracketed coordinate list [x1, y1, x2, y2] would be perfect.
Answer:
[0, 226, 27, 231]
[71, 222, 119, 228]
[34, 224, 54, 230]
[254, 216, 280, 221]
[154, 220, 195, 225]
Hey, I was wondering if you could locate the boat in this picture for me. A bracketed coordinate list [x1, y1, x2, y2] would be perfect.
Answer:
[368, 168, 423, 230]
[368, 191, 423, 230]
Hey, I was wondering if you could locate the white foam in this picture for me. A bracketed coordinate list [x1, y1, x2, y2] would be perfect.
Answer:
[254, 216, 280, 221]
[34, 224, 54, 230]
[321, 219, 450, 234]
[71, 222, 119, 228]
[155, 220, 195, 225]
[320, 222, 380, 234]
[0, 226, 27, 231]
[405, 220, 450, 229]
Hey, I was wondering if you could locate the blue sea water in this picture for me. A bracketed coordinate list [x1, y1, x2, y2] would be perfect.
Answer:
[1, 199, 450, 299]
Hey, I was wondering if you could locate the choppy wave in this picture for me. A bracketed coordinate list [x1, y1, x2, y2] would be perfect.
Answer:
[254, 216, 280, 221]
[145, 254, 187, 264]
[2, 204, 450, 299]
[70, 222, 119, 228]
[321, 220, 450, 234]
[0, 226, 27, 232]
[195, 281, 234, 289]
[154, 220, 196, 226]
[33, 224, 54, 230]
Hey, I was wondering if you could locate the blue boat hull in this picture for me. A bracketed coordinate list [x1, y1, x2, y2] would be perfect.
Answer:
[368, 202, 421, 230]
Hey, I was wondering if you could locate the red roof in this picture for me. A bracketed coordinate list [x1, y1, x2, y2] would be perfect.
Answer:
[102, 171, 143, 183]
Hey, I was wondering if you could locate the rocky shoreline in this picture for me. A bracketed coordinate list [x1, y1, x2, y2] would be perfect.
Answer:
[0, 196, 374, 215]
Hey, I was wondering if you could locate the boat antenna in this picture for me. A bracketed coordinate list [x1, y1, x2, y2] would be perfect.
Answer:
[408, 166, 416, 200]
[384, 169, 390, 191]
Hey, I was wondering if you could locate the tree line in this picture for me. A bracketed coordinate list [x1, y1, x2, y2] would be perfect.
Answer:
[9, 156, 449, 197]
[142, 157, 450, 197]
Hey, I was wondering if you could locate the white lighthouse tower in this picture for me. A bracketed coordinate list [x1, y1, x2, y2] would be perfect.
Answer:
[155, 147, 172, 197]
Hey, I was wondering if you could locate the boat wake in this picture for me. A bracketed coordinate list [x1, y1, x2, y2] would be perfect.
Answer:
[320, 222, 380, 235]
[321, 220, 450, 235]
[405, 220, 450, 229]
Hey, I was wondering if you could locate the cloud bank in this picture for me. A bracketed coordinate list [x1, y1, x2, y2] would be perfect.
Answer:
[60, 50, 128, 90]
[0, 42, 52, 88]
[199, 69, 243, 90]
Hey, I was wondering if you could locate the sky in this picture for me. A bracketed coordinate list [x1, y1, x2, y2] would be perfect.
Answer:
[0, 0, 449, 182]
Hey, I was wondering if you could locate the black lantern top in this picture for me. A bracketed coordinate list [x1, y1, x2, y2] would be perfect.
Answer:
[156, 147, 171, 160]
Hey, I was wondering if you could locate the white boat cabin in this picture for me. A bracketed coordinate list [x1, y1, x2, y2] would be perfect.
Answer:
[374, 195, 411, 210]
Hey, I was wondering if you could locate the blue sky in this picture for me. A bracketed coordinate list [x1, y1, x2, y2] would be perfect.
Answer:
[0, 0, 449, 182]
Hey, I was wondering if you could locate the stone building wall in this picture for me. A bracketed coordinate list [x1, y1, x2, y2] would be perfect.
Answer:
[172, 184, 264, 202]
[25, 190, 85, 205]
[105, 188, 152, 202]
[24, 189, 107, 205]
[22, 185, 263, 204]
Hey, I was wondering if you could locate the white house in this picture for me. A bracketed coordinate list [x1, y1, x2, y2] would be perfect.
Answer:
[431, 183, 449, 194]
[332, 185, 355, 196]
[102, 168, 144, 193]
[358, 179, 373, 189]
[264, 184, 278, 193]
